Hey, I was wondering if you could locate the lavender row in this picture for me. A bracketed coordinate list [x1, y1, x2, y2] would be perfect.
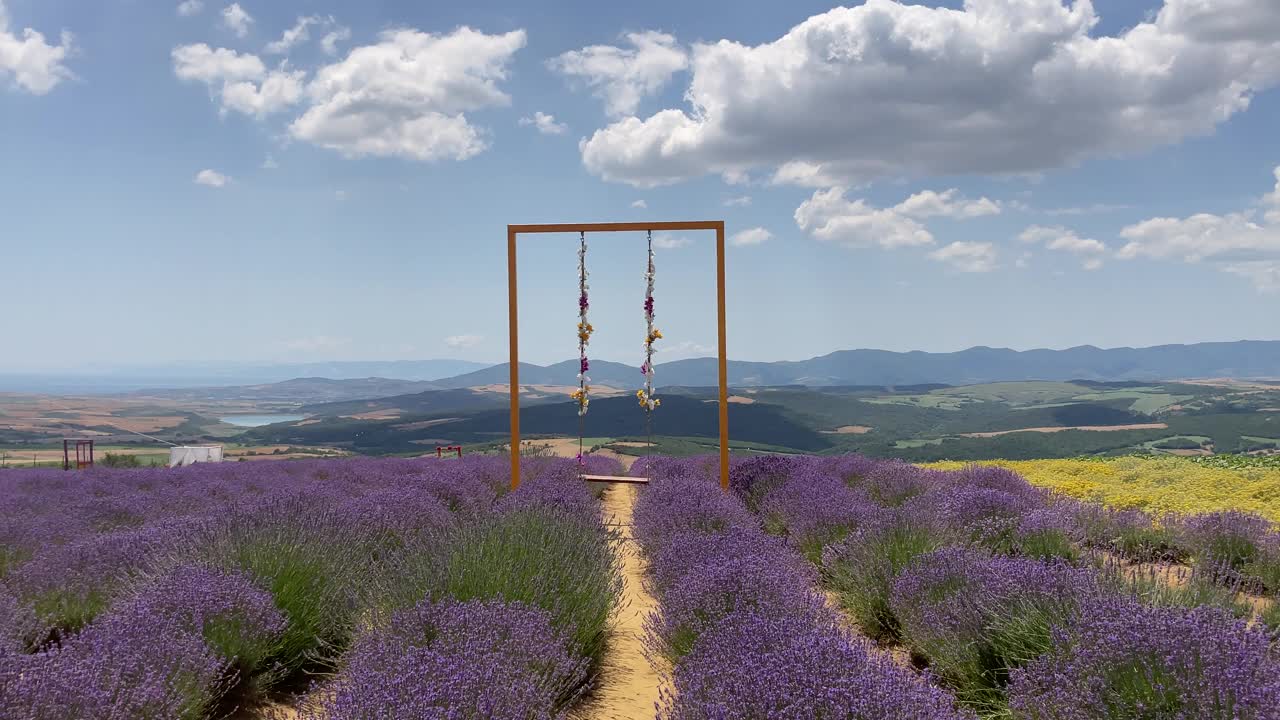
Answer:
[630, 455, 973, 719]
[727, 454, 1280, 718]
[1, 454, 623, 718]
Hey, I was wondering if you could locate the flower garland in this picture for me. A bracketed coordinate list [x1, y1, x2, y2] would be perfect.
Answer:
[637, 230, 662, 412]
[570, 232, 592, 416]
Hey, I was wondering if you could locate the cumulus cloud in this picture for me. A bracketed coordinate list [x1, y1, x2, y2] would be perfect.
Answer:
[1116, 165, 1280, 290]
[724, 195, 751, 207]
[1019, 224, 1108, 269]
[221, 3, 253, 38]
[289, 27, 526, 161]
[194, 169, 230, 187]
[549, 31, 687, 117]
[929, 241, 998, 273]
[652, 232, 689, 249]
[519, 111, 568, 135]
[795, 186, 998, 249]
[172, 43, 302, 117]
[176, 0, 204, 17]
[445, 334, 483, 348]
[320, 26, 351, 56]
[0, 1, 75, 95]
[578, 0, 1280, 187]
[730, 227, 772, 246]
[265, 16, 319, 55]
[631, 199, 647, 209]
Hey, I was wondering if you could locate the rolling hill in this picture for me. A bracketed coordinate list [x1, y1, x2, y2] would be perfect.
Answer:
[426, 341, 1280, 389]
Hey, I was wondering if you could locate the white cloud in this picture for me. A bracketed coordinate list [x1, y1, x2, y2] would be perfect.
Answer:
[265, 16, 319, 55]
[652, 232, 689, 249]
[0, 1, 75, 95]
[176, 0, 204, 17]
[1116, 165, 1280, 291]
[730, 227, 771, 246]
[290, 27, 526, 161]
[221, 3, 253, 39]
[724, 195, 751, 207]
[320, 26, 351, 56]
[929, 241, 998, 273]
[221, 68, 304, 116]
[172, 43, 263, 83]
[519, 111, 568, 135]
[445, 334, 483, 348]
[172, 44, 302, 117]
[1018, 224, 1108, 269]
[578, 0, 1280, 187]
[631, 199, 647, 209]
[261, 154, 278, 169]
[1264, 167, 1280, 224]
[894, 189, 1001, 220]
[550, 31, 687, 117]
[795, 186, 997, 249]
[194, 169, 230, 187]
[1222, 261, 1280, 292]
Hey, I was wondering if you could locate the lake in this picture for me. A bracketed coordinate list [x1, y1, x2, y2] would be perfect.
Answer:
[220, 414, 307, 427]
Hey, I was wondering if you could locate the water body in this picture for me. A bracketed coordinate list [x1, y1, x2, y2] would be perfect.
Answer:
[220, 414, 306, 427]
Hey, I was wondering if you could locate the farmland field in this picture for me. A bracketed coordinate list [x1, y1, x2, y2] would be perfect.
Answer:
[2, 452, 1278, 718]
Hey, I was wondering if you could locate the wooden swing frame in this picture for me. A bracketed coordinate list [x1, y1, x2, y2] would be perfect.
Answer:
[507, 221, 730, 492]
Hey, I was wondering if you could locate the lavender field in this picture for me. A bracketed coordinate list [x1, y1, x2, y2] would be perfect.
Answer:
[1, 453, 1279, 719]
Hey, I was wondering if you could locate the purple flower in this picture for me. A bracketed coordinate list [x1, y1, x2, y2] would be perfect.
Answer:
[660, 611, 974, 720]
[1008, 597, 1280, 720]
[305, 598, 588, 719]
[0, 611, 229, 720]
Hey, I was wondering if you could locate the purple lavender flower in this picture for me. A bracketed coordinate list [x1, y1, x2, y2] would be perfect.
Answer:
[0, 584, 40, 655]
[891, 547, 1103, 710]
[305, 598, 588, 719]
[1008, 597, 1280, 720]
[660, 610, 974, 720]
[105, 564, 286, 675]
[0, 612, 229, 720]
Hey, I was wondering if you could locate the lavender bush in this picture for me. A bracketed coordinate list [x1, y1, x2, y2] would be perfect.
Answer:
[659, 611, 974, 720]
[822, 511, 949, 641]
[106, 563, 286, 677]
[0, 612, 229, 720]
[1008, 597, 1280, 720]
[891, 547, 1102, 712]
[303, 598, 588, 720]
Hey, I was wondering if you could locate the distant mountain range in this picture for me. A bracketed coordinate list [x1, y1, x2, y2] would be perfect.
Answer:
[0, 360, 490, 394]
[432, 341, 1280, 389]
[5, 341, 1279, 395]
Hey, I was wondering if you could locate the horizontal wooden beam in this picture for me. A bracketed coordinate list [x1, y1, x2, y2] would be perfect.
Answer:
[582, 474, 650, 484]
[509, 221, 724, 234]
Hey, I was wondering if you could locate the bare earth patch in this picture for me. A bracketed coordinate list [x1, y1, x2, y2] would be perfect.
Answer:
[572, 482, 662, 720]
[821, 425, 872, 435]
[961, 423, 1167, 438]
[343, 409, 402, 420]
[392, 418, 460, 431]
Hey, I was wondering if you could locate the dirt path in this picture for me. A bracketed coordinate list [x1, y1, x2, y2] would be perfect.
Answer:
[574, 482, 662, 720]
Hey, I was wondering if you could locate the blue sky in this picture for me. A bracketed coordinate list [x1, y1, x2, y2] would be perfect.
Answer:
[2, 0, 1279, 372]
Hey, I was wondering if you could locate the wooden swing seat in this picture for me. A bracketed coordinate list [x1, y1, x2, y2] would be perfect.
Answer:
[581, 474, 650, 484]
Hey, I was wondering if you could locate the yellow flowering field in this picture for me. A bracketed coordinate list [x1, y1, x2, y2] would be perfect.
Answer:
[923, 456, 1280, 521]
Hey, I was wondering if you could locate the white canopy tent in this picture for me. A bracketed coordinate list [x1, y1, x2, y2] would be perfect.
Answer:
[168, 445, 224, 467]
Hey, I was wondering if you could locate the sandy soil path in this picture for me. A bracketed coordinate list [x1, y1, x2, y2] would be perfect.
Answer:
[574, 481, 662, 720]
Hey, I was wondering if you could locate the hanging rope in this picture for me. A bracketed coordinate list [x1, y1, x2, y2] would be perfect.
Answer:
[639, 230, 661, 450]
[571, 231, 592, 467]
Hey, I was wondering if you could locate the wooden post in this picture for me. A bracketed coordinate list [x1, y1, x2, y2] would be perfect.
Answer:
[508, 226, 521, 490]
[715, 222, 729, 491]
